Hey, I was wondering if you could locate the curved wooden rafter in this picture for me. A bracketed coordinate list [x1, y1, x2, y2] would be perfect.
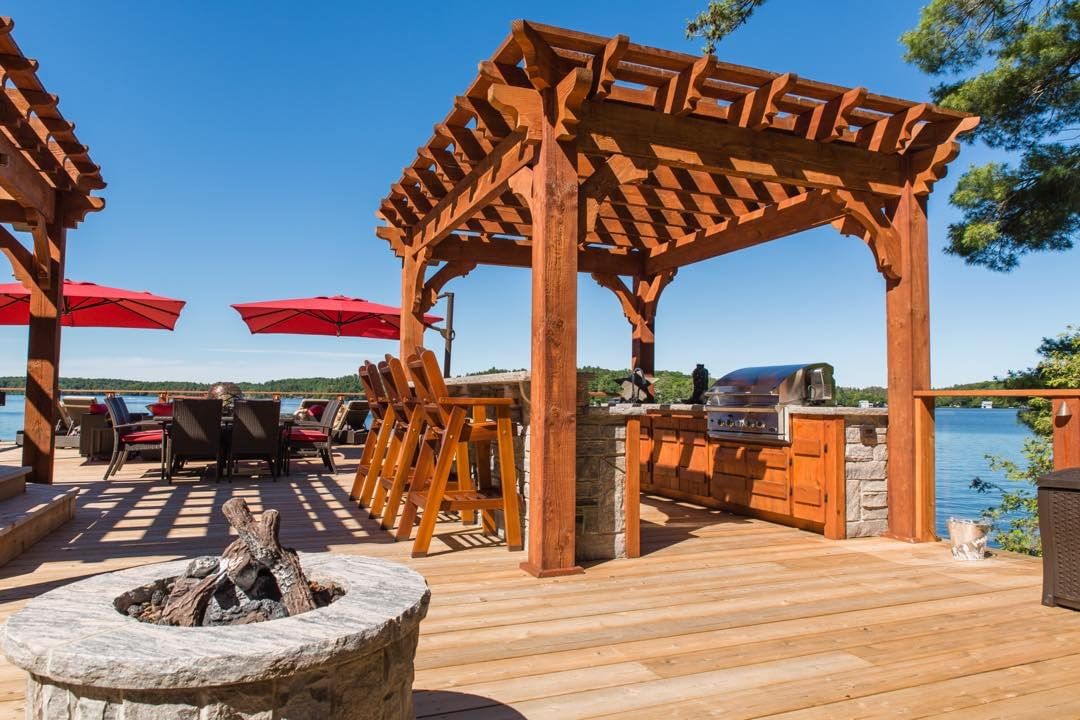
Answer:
[827, 189, 902, 281]
[418, 260, 478, 313]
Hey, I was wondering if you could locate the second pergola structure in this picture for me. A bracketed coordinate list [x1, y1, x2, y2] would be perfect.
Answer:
[377, 21, 977, 577]
[0, 17, 105, 484]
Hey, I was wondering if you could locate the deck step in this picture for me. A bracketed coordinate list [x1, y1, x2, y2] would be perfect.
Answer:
[0, 482, 77, 567]
[0, 466, 31, 502]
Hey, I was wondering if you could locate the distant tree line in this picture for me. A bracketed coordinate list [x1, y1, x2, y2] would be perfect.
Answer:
[0, 372, 1029, 408]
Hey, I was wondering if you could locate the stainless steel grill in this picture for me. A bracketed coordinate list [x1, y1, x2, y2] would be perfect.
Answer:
[704, 363, 835, 442]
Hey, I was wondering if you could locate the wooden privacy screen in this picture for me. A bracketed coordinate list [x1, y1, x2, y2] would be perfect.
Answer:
[377, 20, 978, 574]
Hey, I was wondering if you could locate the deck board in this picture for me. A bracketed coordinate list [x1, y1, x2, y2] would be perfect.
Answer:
[0, 445, 1076, 719]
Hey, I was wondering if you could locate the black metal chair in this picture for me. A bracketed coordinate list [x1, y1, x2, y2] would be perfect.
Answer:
[228, 399, 281, 479]
[166, 398, 224, 483]
[103, 396, 165, 480]
[284, 398, 342, 473]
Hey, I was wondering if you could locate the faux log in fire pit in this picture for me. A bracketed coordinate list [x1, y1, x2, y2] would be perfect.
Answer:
[1, 500, 430, 720]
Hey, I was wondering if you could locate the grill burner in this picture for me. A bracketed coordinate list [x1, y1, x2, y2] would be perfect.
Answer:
[705, 363, 835, 442]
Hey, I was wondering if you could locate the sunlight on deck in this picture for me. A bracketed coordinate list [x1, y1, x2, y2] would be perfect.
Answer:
[1, 445, 1078, 719]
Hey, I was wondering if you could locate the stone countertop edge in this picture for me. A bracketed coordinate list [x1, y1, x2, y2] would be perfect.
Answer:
[0, 553, 430, 690]
[604, 403, 889, 417]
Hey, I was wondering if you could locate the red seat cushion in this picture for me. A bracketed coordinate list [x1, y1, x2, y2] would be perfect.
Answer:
[121, 429, 163, 444]
[88, 402, 108, 415]
[148, 403, 173, 417]
[289, 428, 328, 442]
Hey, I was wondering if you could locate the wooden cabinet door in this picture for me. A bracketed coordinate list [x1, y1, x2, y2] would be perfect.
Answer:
[711, 442, 747, 505]
[650, 424, 680, 491]
[677, 430, 710, 497]
[790, 417, 828, 524]
[747, 446, 790, 515]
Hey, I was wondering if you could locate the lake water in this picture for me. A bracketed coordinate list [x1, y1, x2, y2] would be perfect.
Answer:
[0, 395, 1033, 541]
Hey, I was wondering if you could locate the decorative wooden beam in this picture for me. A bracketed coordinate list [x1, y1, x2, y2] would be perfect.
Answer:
[454, 95, 513, 144]
[727, 73, 797, 130]
[430, 233, 644, 275]
[663, 55, 716, 117]
[828, 190, 902, 281]
[487, 84, 543, 141]
[553, 67, 592, 141]
[644, 189, 847, 274]
[907, 116, 981, 195]
[417, 261, 477, 313]
[856, 103, 932, 154]
[0, 129, 54, 222]
[794, 87, 867, 143]
[511, 19, 572, 91]
[591, 270, 676, 376]
[579, 153, 656, 232]
[593, 34, 629, 99]
[579, 102, 908, 196]
[408, 131, 539, 254]
[0, 223, 33, 286]
[375, 225, 410, 257]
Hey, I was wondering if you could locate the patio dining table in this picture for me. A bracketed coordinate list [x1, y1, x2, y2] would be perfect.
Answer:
[149, 412, 297, 479]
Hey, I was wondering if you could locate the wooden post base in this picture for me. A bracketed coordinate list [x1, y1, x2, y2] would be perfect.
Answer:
[519, 561, 585, 578]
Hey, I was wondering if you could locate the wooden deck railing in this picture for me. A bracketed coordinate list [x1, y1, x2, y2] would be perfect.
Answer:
[0, 387, 355, 400]
[913, 389, 1080, 470]
[906, 388, 1080, 540]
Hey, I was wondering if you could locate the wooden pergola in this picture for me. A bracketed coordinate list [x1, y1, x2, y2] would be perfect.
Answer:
[0, 18, 106, 484]
[377, 21, 978, 577]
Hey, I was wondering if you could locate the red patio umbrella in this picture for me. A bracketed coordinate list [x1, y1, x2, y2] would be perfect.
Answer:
[0, 280, 186, 329]
[230, 295, 441, 339]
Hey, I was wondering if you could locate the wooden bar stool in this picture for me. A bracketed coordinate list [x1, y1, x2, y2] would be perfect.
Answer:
[395, 347, 523, 557]
[349, 362, 394, 507]
[367, 357, 427, 526]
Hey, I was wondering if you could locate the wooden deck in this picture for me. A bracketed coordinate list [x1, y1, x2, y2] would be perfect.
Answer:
[1, 443, 1078, 719]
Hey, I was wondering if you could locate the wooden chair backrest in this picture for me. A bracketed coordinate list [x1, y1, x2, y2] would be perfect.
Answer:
[386, 355, 415, 404]
[358, 363, 386, 420]
[406, 350, 447, 429]
[416, 347, 450, 400]
[377, 360, 404, 409]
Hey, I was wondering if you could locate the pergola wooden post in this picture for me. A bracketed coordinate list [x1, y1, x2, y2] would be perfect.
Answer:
[0, 18, 106, 483]
[885, 180, 934, 541]
[377, 21, 977, 572]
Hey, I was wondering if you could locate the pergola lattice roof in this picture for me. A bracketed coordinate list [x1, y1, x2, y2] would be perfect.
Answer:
[378, 21, 976, 281]
[0, 16, 105, 228]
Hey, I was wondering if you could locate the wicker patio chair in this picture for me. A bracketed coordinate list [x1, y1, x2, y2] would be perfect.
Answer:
[227, 399, 281, 479]
[283, 398, 342, 473]
[165, 398, 224, 483]
[103, 396, 165, 480]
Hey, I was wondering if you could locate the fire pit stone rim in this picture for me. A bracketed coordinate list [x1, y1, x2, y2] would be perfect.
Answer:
[1, 552, 430, 690]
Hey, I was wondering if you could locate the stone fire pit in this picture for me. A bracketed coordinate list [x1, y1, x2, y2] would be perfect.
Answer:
[1, 553, 429, 719]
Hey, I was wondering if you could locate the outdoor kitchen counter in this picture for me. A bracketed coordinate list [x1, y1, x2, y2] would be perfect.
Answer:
[612, 403, 890, 539]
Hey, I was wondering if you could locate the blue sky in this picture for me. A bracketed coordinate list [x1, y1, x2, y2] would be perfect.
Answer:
[0, 1, 1075, 388]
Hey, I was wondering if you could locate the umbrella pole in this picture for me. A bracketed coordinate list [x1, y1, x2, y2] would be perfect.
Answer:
[438, 292, 455, 378]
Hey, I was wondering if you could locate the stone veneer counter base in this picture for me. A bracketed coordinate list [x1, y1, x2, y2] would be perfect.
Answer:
[1, 553, 430, 719]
